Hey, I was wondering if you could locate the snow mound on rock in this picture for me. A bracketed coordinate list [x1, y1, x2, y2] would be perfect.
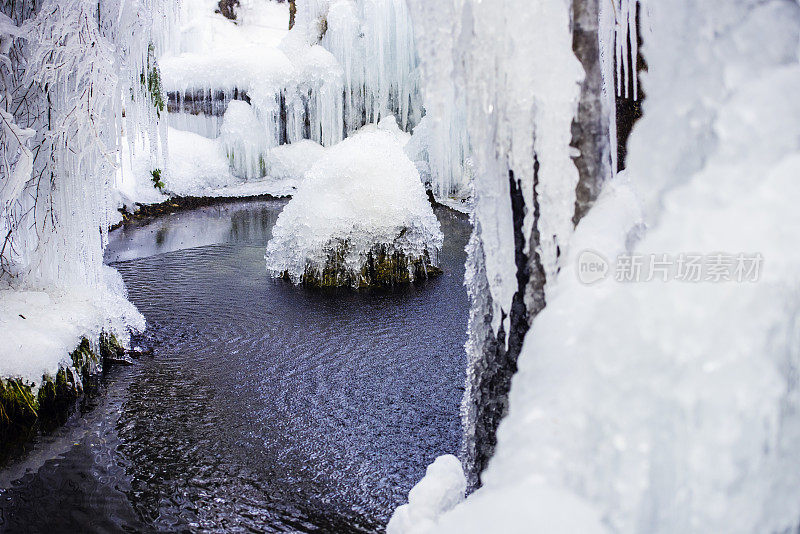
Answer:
[387, 455, 466, 534]
[265, 121, 443, 287]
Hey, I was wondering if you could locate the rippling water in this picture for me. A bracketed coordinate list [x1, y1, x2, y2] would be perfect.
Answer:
[0, 200, 470, 533]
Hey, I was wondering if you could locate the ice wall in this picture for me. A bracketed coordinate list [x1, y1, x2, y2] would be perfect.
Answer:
[0, 0, 174, 381]
[393, 0, 800, 532]
[0, 0, 174, 291]
[405, 0, 584, 485]
[160, 0, 423, 182]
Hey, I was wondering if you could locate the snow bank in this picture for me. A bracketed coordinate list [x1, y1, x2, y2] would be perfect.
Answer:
[0, 268, 144, 385]
[119, 125, 325, 202]
[164, 128, 239, 195]
[265, 121, 443, 287]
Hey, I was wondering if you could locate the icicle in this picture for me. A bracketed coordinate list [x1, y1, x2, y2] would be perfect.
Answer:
[600, 0, 619, 173]
[611, 0, 642, 100]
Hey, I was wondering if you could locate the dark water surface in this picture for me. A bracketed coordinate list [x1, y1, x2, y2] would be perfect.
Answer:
[0, 200, 470, 533]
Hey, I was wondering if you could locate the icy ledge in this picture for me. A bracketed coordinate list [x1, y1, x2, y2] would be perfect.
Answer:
[265, 120, 443, 288]
[0, 267, 144, 385]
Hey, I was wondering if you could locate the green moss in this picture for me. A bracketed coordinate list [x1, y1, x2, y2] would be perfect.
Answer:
[296, 238, 442, 289]
[68, 337, 100, 382]
[0, 379, 38, 429]
[259, 154, 267, 176]
[99, 332, 126, 363]
[140, 43, 166, 117]
[37, 368, 79, 418]
[1, 337, 104, 451]
[151, 168, 165, 191]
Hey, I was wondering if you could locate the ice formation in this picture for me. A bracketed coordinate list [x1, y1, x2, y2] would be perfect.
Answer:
[159, 0, 425, 185]
[265, 120, 443, 288]
[404, 0, 585, 482]
[221, 100, 271, 181]
[393, 0, 800, 533]
[0, 0, 175, 382]
[403, 2, 471, 202]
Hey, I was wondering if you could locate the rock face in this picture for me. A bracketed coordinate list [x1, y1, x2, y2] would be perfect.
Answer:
[461, 171, 545, 490]
[457, 0, 603, 491]
[296, 241, 442, 289]
[571, 0, 612, 224]
[216, 0, 240, 21]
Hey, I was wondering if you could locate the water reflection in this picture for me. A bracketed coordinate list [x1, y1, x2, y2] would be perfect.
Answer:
[104, 199, 286, 263]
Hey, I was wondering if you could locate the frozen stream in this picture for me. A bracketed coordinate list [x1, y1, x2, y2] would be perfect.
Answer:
[0, 199, 470, 532]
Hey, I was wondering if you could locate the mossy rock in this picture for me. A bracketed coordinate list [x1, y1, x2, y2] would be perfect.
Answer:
[0, 379, 39, 432]
[1, 336, 108, 457]
[294, 240, 442, 289]
[37, 367, 80, 419]
[99, 332, 126, 364]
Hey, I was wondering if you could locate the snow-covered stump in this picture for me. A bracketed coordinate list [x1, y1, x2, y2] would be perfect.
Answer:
[265, 123, 443, 289]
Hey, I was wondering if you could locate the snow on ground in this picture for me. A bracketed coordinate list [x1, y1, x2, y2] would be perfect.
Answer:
[118, 125, 325, 203]
[162, 0, 290, 93]
[265, 119, 442, 285]
[115, 138, 168, 210]
[0, 268, 144, 385]
[387, 455, 466, 534]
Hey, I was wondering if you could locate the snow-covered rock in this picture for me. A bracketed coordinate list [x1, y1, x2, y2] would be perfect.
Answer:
[265, 121, 443, 288]
[387, 455, 466, 534]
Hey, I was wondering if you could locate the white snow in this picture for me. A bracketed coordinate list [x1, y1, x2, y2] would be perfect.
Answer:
[387, 455, 466, 534]
[265, 120, 442, 285]
[162, 0, 291, 93]
[0, 268, 144, 385]
[119, 124, 326, 202]
[261, 140, 327, 182]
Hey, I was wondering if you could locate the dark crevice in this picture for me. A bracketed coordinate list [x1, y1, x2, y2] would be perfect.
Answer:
[616, 2, 646, 170]
[468, 170, 533, 488]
